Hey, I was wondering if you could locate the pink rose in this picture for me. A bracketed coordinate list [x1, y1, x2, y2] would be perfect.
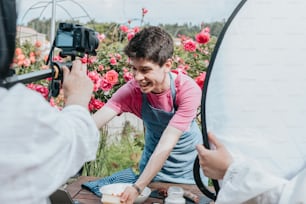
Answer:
[98, 65, 104, 71]
[122, 67, 129, 73]
[115, 53, 122, 60]
[123, 72, 134, 82]
[27, 84, 49, 99]
[195, 72, 207, 89]
[109, 57, 117, 65]
[81, 57, 88, 64]
[30, 56, 36, 64]
[120, 25, 129, 33]
[171, 64, 188, 75]
[100, 77, 113, 91]
[23, 58, 31, 67]
[15, 48, 23, 56]
[88, 98, 105, 112]
[87, 56, 97, 64]
[142, 8, 148, 15]
[133, 26, 140, 33]
[98, 33, 106, 41]
[88, 71, 102, 91]
[105, 70, 119, 85]
[35, 41, 42, 48]
[17, 54, 25, 61]
[127, 31, 135, 41]
[183, 40, 197, 52]
[203, 27, 210, 33]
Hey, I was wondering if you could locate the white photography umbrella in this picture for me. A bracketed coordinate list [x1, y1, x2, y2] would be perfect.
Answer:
[194, 0, 306, 202]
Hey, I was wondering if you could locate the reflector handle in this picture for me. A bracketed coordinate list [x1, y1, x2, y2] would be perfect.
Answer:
[193, 156, 218, 201]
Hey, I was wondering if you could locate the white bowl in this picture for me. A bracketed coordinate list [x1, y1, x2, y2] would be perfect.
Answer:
[99, 183, 151, 204]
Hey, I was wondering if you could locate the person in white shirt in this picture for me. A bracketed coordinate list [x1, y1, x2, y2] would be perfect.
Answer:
[0, 1, 99, 204]
[196, 132, 306, 204]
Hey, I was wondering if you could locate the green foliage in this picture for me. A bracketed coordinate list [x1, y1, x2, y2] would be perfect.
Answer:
[25, 19, 225, 39]
[17, 17, 220, 178]
[159, 21, 225, 37]
[82, 122, 144, 177]
[14, 41, 46, 75]
[173, 36, 217, 77]
[87, 22, 122, 41]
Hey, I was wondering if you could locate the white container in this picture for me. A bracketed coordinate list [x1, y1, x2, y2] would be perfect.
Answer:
[164, 186, 185, 204]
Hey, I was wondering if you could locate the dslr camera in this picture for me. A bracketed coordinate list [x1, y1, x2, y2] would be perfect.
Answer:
[49, 23, 99, 97]
[55, 22, 99, 57]
[1, 22, 99, 95]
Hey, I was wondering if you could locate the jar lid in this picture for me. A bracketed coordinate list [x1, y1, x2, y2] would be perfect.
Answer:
[167, 186, 184, 197]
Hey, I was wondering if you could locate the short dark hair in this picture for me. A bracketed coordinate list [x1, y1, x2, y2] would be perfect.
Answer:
[124, 26, 173, 67]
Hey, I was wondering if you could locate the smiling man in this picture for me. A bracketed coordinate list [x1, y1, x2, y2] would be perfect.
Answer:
[93, 26, 206, 204]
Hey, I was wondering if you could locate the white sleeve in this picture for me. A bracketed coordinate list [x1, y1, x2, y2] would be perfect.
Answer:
[216, 159, 287, 204]
[216, 160, 306, 204]
[31, 104, 100, 197]
[278, 167, 306, 204]
[0, 85, 100, 203]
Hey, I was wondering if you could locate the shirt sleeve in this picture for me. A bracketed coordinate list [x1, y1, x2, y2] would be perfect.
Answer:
[31, 102, 100, 198]
[217, 159, 306, 204]
[0, 84, 100, 202]
[278, 167, 306, 204]
[10, 85, 99, 199]
[169, 73, 202, 132]
[216, 158, 287, 204]
[105, 80, 142, 118]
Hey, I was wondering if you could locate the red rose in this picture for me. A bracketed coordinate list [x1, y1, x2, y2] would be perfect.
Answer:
[120, 25, 129, 33]
[142, 8, 148, 15]
[183, 40, 197, 52]
[195, 30, 210, 44]
[195, 72, 206, 89]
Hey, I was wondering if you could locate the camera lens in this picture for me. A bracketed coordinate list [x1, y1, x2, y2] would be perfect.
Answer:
[92, 33, 99, 49]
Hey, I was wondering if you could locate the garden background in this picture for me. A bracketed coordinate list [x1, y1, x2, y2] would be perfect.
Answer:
[14, 8, 224, 178]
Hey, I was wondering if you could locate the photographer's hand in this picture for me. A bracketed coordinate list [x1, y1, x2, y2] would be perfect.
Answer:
[62, 59, 93, 109]
[196, 132, 233, 180]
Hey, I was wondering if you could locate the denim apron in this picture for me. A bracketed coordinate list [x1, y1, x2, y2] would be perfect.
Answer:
[139, 74, 203, 184]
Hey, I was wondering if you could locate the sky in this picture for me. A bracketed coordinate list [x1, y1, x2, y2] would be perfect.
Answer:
[17, 0, 242, 26]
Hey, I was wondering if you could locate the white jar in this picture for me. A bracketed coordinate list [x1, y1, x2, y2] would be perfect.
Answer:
[164, 186, 186, 204]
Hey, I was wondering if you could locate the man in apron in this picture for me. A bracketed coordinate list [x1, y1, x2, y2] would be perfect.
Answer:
[93, 26, 206, 203]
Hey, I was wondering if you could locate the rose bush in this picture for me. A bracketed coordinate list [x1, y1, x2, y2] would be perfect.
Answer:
[13, 10, 216, 113]
[13, 9, 217, 177]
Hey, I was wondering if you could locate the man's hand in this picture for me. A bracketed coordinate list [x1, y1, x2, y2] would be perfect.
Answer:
[62, 59, 93, 108]
[196, 132, 233, 180]
[120, 185, 139, 204]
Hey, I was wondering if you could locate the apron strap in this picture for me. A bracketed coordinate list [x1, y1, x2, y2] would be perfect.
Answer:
[169, 73, 178, 111]
[142, 72, 178, 111]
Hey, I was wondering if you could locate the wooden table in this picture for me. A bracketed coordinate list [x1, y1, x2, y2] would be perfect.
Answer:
[65, 176, 214, 204]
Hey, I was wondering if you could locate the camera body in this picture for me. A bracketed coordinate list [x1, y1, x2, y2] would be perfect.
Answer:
[1, 22, 99, 94]
[55, 23, 99, 57]
[48, 23, 99, 97]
